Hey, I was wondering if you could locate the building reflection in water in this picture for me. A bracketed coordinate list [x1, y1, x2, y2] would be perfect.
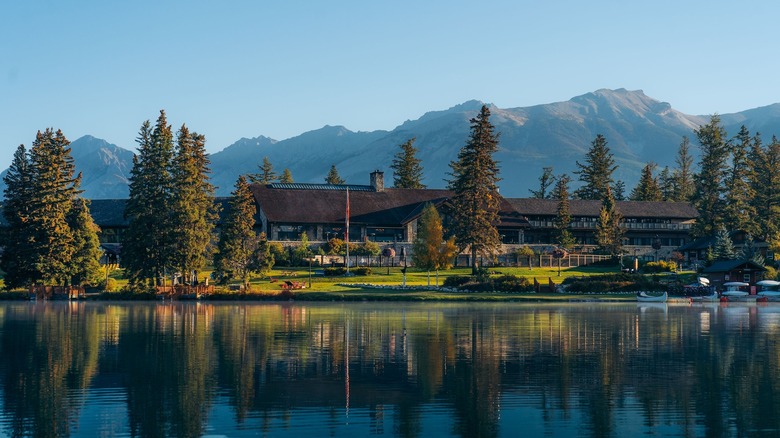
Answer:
[0, 302, 778, 436]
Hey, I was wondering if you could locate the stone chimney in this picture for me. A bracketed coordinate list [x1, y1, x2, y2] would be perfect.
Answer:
[370, 170, 385, 192]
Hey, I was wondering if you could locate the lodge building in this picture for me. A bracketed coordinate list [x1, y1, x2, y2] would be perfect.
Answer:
[78, 171, 699, 264]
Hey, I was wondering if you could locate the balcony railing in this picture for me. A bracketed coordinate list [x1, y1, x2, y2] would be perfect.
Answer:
[529, 221, 691, 231]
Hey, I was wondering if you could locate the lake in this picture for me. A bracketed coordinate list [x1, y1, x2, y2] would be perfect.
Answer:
[0, 301, 778, 437]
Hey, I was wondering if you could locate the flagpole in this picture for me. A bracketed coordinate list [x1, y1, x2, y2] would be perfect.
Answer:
[345, 187, 350, 275]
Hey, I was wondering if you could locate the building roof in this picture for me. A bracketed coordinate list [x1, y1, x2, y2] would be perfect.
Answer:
[87, 197, 236, 228]
[250, 184, 529, 228]
[506, 198, 699, 219]
[702, 259, 767, 273]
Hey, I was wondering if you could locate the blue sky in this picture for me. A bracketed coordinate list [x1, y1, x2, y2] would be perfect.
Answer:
[2, 1, 779, 169]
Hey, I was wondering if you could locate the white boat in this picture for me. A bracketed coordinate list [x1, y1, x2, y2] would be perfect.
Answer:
[637, 291, 667, 303]
[691, 292, 720, 302]
[722, 282, 749, 297]
[757, 280, 780, 297]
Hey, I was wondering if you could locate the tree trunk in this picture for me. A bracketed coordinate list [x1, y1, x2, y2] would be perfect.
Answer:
[471, 247, 478, 275]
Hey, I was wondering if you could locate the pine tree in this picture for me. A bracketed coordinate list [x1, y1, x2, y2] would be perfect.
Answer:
[411, 204, 457, 285]
[66, 197, 103, 286]
[213, 176, 259, 288]
[630, 163, 663, 201]
[279, 168, 294, 183]
[748, 134, 780, 239]
[0, 145, 35, 289]
[390, 138, 426, 189]
[692, 115, 730, 238]
[612, 180, 626, 201]
[658, 166, 675, 201]
[249, 232, 274, 280]
[325, 165, 345, 185]
[170, 125, 218, 283]
[595, 188, 624, 257]
[671, 136, 695, 202]
[447, 105, 502, 274]
[249, 157, 277, 184]
[551, 174, 576, 249]
[723, 125, 755, 233]
[712, 228, 736, 261]
[124, 112, 176, 288]
[529, 167, 555, 199]
[574, 134, 617, 200]
[27, 129, 81, 285]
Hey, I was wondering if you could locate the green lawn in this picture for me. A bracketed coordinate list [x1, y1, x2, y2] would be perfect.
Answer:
[1, 264, 668, 302]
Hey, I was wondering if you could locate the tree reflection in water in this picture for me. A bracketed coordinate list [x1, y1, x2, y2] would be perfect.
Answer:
[0, 302, 779, 436]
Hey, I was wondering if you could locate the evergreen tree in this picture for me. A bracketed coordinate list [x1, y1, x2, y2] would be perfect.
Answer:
[66, 197, 103, 286]
[692, 115, 730, 238]
[671, 136, 695, 202]
[630, 163, 663, 201]
[170, 125, 218, 282]
[27, 129, 81, 285]
[411, 204, 457, 286]
[279, 168, 294, 183]
[249, 232, 274, 279]
[529, 167, 555, 199]
[595, 188, 624, 257]
[712, 228, 736, 261]
[325, 165, 345, 185]
[722, 126, 755, 233]
[248, 157, 277, 184]
[658, 166, 675, 201]
[0, 145, 35, 289]
[612, 180, 626, 201]
[213, 176, 259, 288]
[446, 105, 502, 275]
[124, 112, 176, 288]
[574, 134, 617, 200]
[748, 135, 780, 239]
[551, 174, 576, 249]
[390, 138, 426, 189]
[740, 234, 759, 262]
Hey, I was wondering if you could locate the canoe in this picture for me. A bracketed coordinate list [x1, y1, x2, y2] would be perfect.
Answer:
[637, 292, 667, 303]
[722, 290, 749, 297]
[691, 293, 720, 302]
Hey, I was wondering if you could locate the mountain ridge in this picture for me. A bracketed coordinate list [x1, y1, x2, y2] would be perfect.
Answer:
[6, 89, 780, 199]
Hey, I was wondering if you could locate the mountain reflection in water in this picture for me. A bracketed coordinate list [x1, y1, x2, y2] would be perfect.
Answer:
[0, 302, 778, 437]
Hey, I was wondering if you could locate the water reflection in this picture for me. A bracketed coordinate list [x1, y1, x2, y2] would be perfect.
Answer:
[0, 302, 779, 436]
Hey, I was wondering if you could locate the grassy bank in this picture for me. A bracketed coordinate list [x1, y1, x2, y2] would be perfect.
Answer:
[0, 265, 651, 302]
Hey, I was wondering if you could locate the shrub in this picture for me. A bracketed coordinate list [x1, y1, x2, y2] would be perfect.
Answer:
[443, 275, 472, 288]
[493, 274, 532, 292]
[764, 266, 778, 281]
[351, 267, 372, 276]
[459, 281, 495, 292]
[102, 278, 117, 292]
[562, 273, 666, 292]
[324, 267, 347, 276]
[643, 260, 677, 273]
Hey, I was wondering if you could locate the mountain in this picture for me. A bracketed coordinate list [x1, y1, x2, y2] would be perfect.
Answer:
[9, 89, 780, 199]
[68, 135, 134, 198]
[0, 135, 134, 199]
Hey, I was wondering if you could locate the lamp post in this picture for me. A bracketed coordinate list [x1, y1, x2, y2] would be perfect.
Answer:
[308, 249, 313, 289]
[400, 247, 407, 286]
[633, 248, 639, 272]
